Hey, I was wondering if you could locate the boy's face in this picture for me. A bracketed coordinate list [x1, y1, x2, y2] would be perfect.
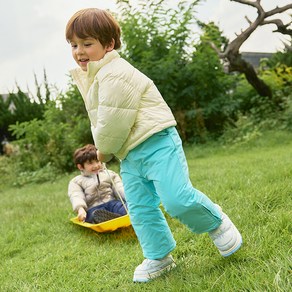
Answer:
[78, 159, 103, 175]
[70, 35, 113, 71]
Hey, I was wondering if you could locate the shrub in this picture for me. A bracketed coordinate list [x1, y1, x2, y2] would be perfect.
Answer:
[8, 83, 92, 175]
[118, 0, 235, 142]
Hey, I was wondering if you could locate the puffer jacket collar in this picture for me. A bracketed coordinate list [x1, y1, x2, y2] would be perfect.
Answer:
[70, 50, 120, 98]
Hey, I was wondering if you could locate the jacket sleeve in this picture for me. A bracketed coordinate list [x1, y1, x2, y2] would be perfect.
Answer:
[92, 73, 142, 154]
[68, 178, 87, 212]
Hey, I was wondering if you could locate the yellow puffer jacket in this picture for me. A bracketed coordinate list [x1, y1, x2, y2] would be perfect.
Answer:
[70, 50, 176, 160]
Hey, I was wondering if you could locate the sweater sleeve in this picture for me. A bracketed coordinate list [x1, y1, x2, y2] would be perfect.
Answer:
[68, 178, 88, 212]
[91, 73, 142, 155]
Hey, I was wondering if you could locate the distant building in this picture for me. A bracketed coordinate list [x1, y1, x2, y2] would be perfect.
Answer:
[0, 93, 15, 112]
[241, 52, 273, 68]
[1, 93, 9, 101]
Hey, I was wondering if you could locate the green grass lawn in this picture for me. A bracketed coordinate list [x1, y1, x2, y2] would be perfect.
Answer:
[0, 131, 291, 291]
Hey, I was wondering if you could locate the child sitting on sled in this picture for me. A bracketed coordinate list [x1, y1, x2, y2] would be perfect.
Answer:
[68, 144, 127, 224]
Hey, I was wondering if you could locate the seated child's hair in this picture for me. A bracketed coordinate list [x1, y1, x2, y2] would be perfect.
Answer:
[65, 8, 121, 49]
[73, 144, 98, 167]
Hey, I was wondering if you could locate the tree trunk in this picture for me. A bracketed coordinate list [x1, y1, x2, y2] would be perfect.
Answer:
[211, 1, 292, 99]
[227, 53, 272, 98]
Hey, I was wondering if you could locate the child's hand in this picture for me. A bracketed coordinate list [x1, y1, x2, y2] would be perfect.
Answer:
[77, 207, 87, 222]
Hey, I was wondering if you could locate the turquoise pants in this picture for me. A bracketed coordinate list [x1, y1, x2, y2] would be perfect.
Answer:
[120, 127, 222, 260]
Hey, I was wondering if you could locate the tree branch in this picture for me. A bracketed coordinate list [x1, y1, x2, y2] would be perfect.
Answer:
[265, 4, 292, 18]
[261, 19, 292, 36]
[230, 0, 261, 9]
[211, 0, 292, 98]
[227, 1, 292, 53]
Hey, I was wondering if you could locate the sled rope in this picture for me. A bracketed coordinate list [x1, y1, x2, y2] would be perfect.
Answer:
[103, 163, 129, 214]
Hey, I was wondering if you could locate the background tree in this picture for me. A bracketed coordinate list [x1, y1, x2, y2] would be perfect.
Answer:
[210, 0, 292, 99]
[0, 94, 13, 148]
[0, 70, 51, 144]
[9, 81, 92, 172]
[117, 0, 235, 142]
[267, 38, 292, 68]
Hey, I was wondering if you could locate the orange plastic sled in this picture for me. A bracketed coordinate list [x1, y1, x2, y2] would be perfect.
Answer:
[70, 214, 131, 233]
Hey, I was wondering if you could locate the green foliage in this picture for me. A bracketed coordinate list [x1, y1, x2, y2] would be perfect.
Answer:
[8, 82, 92, 178]
[220, 63, 292, 144]
[267, 39, 292, 67]
[281, 100, 292, 130]
[0, 94, 13, 141]
[10, 90, 45, 122]
[220, 114, 262, 145]
[188, 22, 235, 138]
[118, 0, 199, 109]
[0, 156, 15, 190]
[12, 163, 59, 187]
[0, 70, 51, 142]
[0, 90, 45, 141]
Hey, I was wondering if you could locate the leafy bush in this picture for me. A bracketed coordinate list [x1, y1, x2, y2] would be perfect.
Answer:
[220, 63, 292, 145]
[8, 83, 92, 175]
[267, 40, 292, 67]
[0, 72, 51, 143]
[220, 113, 262, 145]
[12, 163, 60, 187]
[118, 0, 236, 142]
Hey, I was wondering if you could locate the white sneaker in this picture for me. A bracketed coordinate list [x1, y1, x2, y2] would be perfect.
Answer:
[209, 205, 242, 257]
[133, 254, 176, 282]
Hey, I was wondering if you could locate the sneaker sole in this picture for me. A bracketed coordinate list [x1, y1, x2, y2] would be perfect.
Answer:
[133, 262, 176, 283]
[92, 209, 121, 224]
[212, 205, 243, 257]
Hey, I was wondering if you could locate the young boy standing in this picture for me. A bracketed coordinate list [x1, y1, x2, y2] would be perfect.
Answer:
[68, 144, 127, 224]
[65, 8, 242, 282]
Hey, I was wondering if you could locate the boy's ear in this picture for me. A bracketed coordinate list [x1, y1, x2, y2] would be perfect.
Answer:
[106, 38, 115, 52]
[77, 164, 84, 171]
